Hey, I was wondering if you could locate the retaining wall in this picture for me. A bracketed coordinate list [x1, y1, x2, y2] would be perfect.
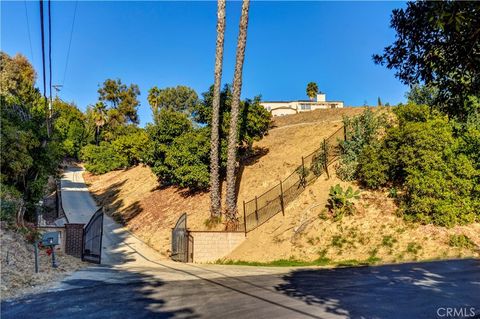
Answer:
[189, 231, 245, 263]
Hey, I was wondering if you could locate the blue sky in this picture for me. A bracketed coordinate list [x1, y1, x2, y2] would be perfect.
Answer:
[2, 1, 408, 126]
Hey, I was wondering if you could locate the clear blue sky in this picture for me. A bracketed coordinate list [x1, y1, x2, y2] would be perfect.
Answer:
[2, 1, 408, 126]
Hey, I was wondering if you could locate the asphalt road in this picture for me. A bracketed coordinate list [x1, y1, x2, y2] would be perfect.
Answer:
[2, 167, 479, 318]
[2, 259, 479, 319]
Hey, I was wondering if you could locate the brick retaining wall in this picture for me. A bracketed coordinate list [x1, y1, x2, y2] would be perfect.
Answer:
[65, 223, 84, 258]
[189, 231, 245, 263]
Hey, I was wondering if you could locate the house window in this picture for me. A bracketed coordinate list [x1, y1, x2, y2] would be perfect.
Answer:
[300, 104, 311, 110]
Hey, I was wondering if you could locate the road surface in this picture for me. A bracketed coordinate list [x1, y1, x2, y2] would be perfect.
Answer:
[1, 167, 479, 318]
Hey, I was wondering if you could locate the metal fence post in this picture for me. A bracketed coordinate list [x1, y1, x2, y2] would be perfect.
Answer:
[323, 139, 330, 179]
[56, 181, 59, 218]
[254, 196, 259, 226]
[301, 156, 306, 187]
[279, 180, 285, 216]
[243, 200, 247, 236]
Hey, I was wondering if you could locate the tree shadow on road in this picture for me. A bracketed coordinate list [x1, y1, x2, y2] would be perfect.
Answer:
[1, 267, 199, 319]
[275, 258, 480, 319]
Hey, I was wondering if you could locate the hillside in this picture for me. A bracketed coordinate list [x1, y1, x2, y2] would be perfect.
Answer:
[227, 169, 480, 264]
[84, 107, 480, 263]
[84, 107, 364, 257]
[1, 225, 86, 299]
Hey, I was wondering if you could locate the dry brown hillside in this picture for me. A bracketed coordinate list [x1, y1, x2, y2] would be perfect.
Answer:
[227, 169, 480, 264]
[84, 106, 480, 263]
[85, 107, 365, 257]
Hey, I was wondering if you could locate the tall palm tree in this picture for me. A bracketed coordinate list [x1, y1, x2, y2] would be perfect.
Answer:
[225, 0, 250, 227]
[209, 0, 227, 218]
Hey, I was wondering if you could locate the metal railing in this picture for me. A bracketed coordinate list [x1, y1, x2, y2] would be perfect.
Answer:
[239, 125, 347, 233]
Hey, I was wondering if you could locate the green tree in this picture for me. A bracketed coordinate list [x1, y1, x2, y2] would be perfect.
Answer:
[209, 0, 227, 218]
[226, 0, 251, 226]
[80, 143, 128, 174]
[406, 84, 439, 106]
[357, 104, 480, 226]
[373, 1, 480, 119]
[147, 85, 199, 122]
[97, 78, 140, 125]
[52, 99, 91, 158]
[377, 97, 382, 106]
[145, 109, 193, 182]
[0, 52, 63, 219]
[306, 82, 319, 100]
[164, 128, 211, 190]
[86, 102, 108, 145]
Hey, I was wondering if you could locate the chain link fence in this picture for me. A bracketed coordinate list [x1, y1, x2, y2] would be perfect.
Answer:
[240, 125, 346, 233]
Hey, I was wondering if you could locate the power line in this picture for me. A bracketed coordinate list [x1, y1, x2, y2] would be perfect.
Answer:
[39, 0, 50, 137]
[24, 0, 35, 63]
[48, 0, 52, 105]
[62, 0, 78, 87]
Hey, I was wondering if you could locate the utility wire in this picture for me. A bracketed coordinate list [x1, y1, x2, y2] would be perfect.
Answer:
[24, 0, 35, 64]
[48, 0, 52, 104]
[39, 0, 50, 138]
[62, 0, 78, 87]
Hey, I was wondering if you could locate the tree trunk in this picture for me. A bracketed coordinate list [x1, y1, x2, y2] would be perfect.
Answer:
[225, 0, 250, 227]
[209, 0, 226, 218]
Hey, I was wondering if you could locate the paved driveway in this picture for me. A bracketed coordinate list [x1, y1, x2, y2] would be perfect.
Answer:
[2, 167, 479, 318]
[2, 259, 479, 319]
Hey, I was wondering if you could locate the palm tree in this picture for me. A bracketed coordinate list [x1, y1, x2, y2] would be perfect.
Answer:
[306, 82, 319, 100]
[209, 0, 227, 218]
[91, 102, 107, 145]
[225, 0, 250, 228]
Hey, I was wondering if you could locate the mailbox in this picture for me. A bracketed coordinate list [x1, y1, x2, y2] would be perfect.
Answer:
[41, 232, 60, 246]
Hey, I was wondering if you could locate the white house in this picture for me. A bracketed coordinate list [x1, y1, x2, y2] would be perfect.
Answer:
[261, 93, 344, 117]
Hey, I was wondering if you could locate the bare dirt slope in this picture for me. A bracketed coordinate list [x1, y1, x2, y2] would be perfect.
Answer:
[1, 225, 86, 300]
[85, 106, 479, 264]
[84, 108, 365, 257]
[227, 169, 480, 264]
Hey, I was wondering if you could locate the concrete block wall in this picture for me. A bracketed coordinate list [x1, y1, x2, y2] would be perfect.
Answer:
[189, 231, 245, 263]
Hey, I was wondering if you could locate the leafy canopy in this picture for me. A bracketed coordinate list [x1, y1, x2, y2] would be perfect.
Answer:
[374, 1, 480, 118]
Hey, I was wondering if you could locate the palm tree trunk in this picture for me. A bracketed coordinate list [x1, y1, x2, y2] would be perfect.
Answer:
[225, 0, 250, 226]
[209, 0, 227, 218]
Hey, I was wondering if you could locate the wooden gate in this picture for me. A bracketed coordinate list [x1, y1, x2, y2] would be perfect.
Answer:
[171, 213, 192, 262]
[82, 208, 104, 264]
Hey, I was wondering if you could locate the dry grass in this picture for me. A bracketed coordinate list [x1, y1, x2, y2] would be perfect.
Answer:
[1, 225, 87, 300]
[227, 169, 480, 264]
[271, 107, 367, 128]
[84, 108, 362, 257]
[83, 107, 480, 264]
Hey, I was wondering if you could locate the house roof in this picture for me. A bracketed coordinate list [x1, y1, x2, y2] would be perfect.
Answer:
[262, 100, 344, 104]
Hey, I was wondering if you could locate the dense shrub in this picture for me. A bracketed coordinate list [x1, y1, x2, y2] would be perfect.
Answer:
[336, 108, 388, 180]
[355, 104, 480, 227]
[0, 184, 22, 225]
[80, 143, 128, 174]
[448, 234, 475, 249]
[146, 87, 271, 191]
[111, 129, 150, 166]
[164, 129, 211, 190]
[145, 109, 193, 183]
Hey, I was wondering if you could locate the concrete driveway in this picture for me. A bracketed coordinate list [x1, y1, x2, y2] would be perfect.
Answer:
[2, 167, 479, 318]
